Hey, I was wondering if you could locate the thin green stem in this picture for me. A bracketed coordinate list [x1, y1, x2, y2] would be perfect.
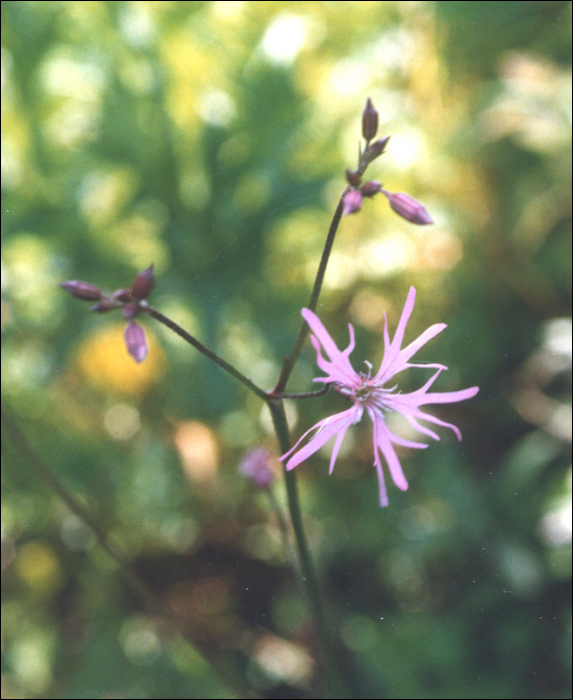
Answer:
[268, 399, 352, 699]
[134, 192, 349, 695]
[274, 196, 344, 394]
[269, 385, 331, 400]
[142, 307, 346, 691]
[145, 305, 268, 401]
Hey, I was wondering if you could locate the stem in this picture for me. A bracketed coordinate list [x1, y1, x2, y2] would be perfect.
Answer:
[145, 306, 268, 401]
[274, 196, 344, 394]
[269, 194, 353, 696]
[268, 399, 352, 699]
[1, 405, 255, 698]
[270, 385, 331, 400]
[127, 190, 348, 693]
[143, 307, 349, 693]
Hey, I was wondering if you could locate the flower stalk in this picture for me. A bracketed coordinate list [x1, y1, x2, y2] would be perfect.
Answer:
[58, 98, 471, 698]
[267, 398, 353, 698]
[274, 196, 345, 394]
[144, 306, 268, 401]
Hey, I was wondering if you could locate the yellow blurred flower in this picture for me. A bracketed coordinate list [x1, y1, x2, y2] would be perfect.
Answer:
[76, 323, 165, 396]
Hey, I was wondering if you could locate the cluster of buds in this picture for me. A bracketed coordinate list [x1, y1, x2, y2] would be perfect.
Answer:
[341, 98, 433, 226]
[60, 264, 155, 363]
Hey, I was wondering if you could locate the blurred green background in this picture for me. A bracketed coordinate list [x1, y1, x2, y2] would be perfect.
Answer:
[1, 2, 571, 698]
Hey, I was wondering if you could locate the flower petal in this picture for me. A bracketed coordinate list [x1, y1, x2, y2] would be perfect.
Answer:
[375, 289, 449, 383]
[370, 413, 409, 492]
[328, 426, 350, 474]
[302, 308, 348, 365]
[310, 335, 359, 387]
[382, 286, 416, 366]
[418, 386, 480, 405]
[391, 323, 447, 371]
[302, 309, 360, 387]
[280, 405, 362, 471]
[375, 461, 389, 507]
[402, 414, 442, 442]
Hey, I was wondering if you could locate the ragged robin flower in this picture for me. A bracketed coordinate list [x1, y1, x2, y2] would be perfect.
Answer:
[280, 288, 479, 506]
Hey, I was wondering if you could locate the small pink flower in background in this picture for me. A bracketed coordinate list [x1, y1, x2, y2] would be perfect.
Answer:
[280, 288, 478, 507]
[240, 448, 276, 489]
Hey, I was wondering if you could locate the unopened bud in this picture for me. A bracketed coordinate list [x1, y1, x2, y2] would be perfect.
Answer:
[60, 281, 103, 302]
[124, 321, 148, 363]
[342, 189, 363, 215]
[131, 264, 155, 300]
[112, 288, 133, 303]
[361, 181, 382, 197]
[122, 301, 140, 320]
[384, 191, 433, 225]
[364, 136, 390, 164]
[239, 448, 276, 489]
[90, 298, 122, 313]
[362, 98, 379, 141]
[345, 168, 362, 188]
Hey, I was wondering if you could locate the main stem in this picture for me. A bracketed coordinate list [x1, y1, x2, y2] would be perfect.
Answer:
[268, 399, 351, 699]
[274, 196, 344, 394]
[267, 196, 351, 696]
[145, 195, 349, 695]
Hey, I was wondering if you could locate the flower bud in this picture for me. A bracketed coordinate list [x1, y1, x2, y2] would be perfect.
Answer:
[122, 301, 140, 320]
[90, 298, 122, 313]
[124, 321, 148, 363]
[364, 136, 390, 164]
[131, 264, 155, 300]
[239, 448, 276, 489]
[342, 189, 363, 216]
[362, 98, 379, 141]
[112, 288, 133, 303]
[361, 181, 382, 197]
[345, 168, 362, 188]
[60, 281, 103, 302]
[384, 191, 433, 225]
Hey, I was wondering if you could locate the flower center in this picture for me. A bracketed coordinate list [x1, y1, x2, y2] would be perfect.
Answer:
[334, 375, 397, 411]
[357, 374, 398, 411]
[355, 379, 373, 402]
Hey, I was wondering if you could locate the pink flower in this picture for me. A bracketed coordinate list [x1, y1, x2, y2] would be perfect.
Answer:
[240, 448, 276, 489]
[280, 288, 479, 507]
